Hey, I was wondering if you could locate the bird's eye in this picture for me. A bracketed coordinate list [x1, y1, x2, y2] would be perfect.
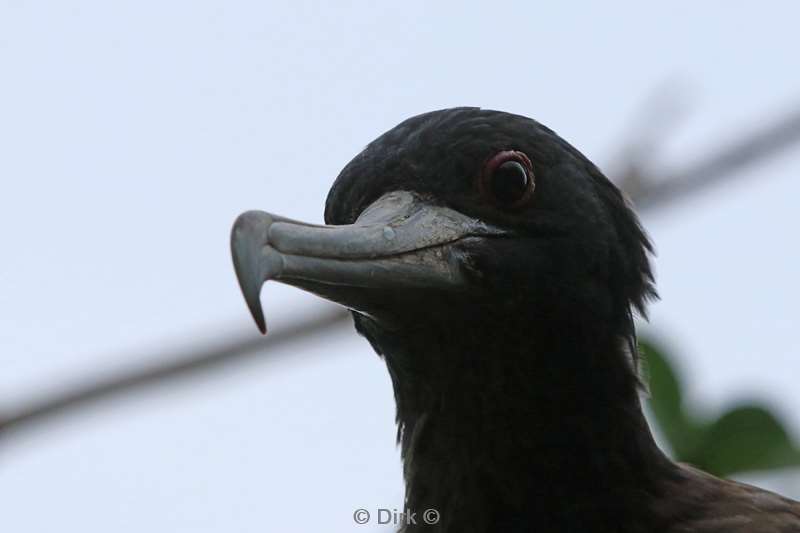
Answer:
[480, 151, 535, 208]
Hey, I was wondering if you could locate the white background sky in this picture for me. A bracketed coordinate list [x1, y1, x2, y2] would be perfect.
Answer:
[1, 2, 799, 532]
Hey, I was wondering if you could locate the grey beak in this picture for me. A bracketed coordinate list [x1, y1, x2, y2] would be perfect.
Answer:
[230, 191, 504, 333]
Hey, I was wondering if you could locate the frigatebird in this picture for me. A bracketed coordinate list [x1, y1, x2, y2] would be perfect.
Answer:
[231, 108, 800, 532]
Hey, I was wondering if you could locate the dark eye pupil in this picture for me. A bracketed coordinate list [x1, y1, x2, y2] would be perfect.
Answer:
[491, 161, 529, 204]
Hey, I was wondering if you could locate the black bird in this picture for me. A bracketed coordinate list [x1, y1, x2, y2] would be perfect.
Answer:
[231, 108, 800, 532]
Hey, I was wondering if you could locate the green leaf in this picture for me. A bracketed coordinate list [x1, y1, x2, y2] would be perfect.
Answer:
[640, 337, 800, 477]
[640, 340, 703, 458]
[687, 405, 800, 477]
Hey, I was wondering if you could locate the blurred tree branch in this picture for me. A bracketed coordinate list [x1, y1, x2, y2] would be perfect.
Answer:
[621, 105, 800, 208]
[0, 309, 348, 438]
[1, 101, 800, 441]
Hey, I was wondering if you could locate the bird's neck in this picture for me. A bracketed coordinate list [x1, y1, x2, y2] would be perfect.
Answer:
[374, 314, 674, 533]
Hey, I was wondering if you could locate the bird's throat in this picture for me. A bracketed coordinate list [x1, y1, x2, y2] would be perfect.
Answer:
[361, 315, 672, 533]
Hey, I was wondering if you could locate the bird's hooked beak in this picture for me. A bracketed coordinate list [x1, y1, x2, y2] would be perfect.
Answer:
[231, 191, 504, 333]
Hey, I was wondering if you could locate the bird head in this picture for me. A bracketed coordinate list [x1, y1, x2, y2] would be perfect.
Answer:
[232, 108, 662, 525]
[232, 108, 654, 358]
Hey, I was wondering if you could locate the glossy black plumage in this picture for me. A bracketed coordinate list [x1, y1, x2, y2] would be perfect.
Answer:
[231, 107, 800, 532]
[322, 108, 800, 532]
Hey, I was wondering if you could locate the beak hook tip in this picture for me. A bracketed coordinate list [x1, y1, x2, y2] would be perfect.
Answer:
[253, 305, 268, 335]
[231, 210, 272, 335]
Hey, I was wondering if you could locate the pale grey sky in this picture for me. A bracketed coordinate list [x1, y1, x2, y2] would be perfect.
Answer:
[1, 2, 799, 532]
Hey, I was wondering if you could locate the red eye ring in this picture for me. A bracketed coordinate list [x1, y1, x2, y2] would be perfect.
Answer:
[479, 150, 535, 209]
